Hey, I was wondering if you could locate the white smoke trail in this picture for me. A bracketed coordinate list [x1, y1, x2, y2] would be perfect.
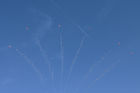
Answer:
[75, 59, 120, 93]
[60, 30, 64, 79]
[15, 48, 43, 80]
[67, 36, 86, 80]
[30, 9, 54, 80]
[84, 40, 121, 79]
[87, 59, 120, 88]
[75, 46, 114, 93]
[35, 39, 53, 80]
[84, 48, 113, 79]
[72, 22, 89, 37]
[60, 31, 64, 93]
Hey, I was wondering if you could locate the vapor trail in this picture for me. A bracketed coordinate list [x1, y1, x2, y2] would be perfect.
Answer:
[72, 22, 89, 37]
[15, 48, 43, 80]
[75, 46, 114, 93]
[75, 59, 120, 93]
[30, 10, 54, 80]
[35, 39, 53, 80]
[67, 36, 86, 80]
[87, 60, 120, 88]
[49, 0, 89, 37]
[60, 30, 64, 79]
[84, 48, 113, 79]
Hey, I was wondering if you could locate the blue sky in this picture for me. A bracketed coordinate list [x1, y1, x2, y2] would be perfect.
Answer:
[0, 0, 140, 93]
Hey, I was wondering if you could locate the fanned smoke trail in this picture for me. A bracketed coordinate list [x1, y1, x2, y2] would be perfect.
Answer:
[58, 25, 65, 93]
[67, 36, 86, 81]
[75, 42, 118, 92]
[59, 28, 64, 79]
[84, 48, 113, 79]
[72, 22, 89, 37]
[75, 59, 120, 93]
[87, 60, 120, 88]
[31, 9, 54, 81]
[84, 41, 120, 80]
[14, 47, 43, 80]
[35, 39, 53, 80]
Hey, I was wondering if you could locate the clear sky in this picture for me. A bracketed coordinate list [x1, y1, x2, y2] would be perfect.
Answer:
[0, 0, 140, 93]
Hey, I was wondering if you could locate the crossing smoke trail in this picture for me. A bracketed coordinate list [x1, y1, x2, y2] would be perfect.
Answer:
[35, 39, 53, 80]
[35, 40, 51, 72]
[74, 49, 112, 92]
[31, 9, 54, 80]
[84, 48, 113, 79]
[30, 9, 64, 92]
[87, 60, 120, 89]
[84, 41, 121, 79]
[35, 40, 55, 92]
[14, 47, 43, 80]
[75, 59, 120, 93]
[75, 43, 118, 92]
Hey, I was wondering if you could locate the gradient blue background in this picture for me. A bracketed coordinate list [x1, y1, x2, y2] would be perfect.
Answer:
[0, 0, 140, 93]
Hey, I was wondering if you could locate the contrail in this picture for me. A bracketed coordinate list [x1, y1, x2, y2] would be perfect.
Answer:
[75, 46, 114, 93]
[58, 24, 65, 93]
[87, 60, 120, 89]
[84, 48, 113, 79]
[63, 36, 86, 93]
[75, 59, 120, 93]
[60, 30, 64, 79]
[72, 22, 89, 37]
[67, 36, 86, 80]
[15, 48, 43, 80]
[84, 40, 121, 79]
[35, 39, 53, 80]
[30, 9, 54, 80]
